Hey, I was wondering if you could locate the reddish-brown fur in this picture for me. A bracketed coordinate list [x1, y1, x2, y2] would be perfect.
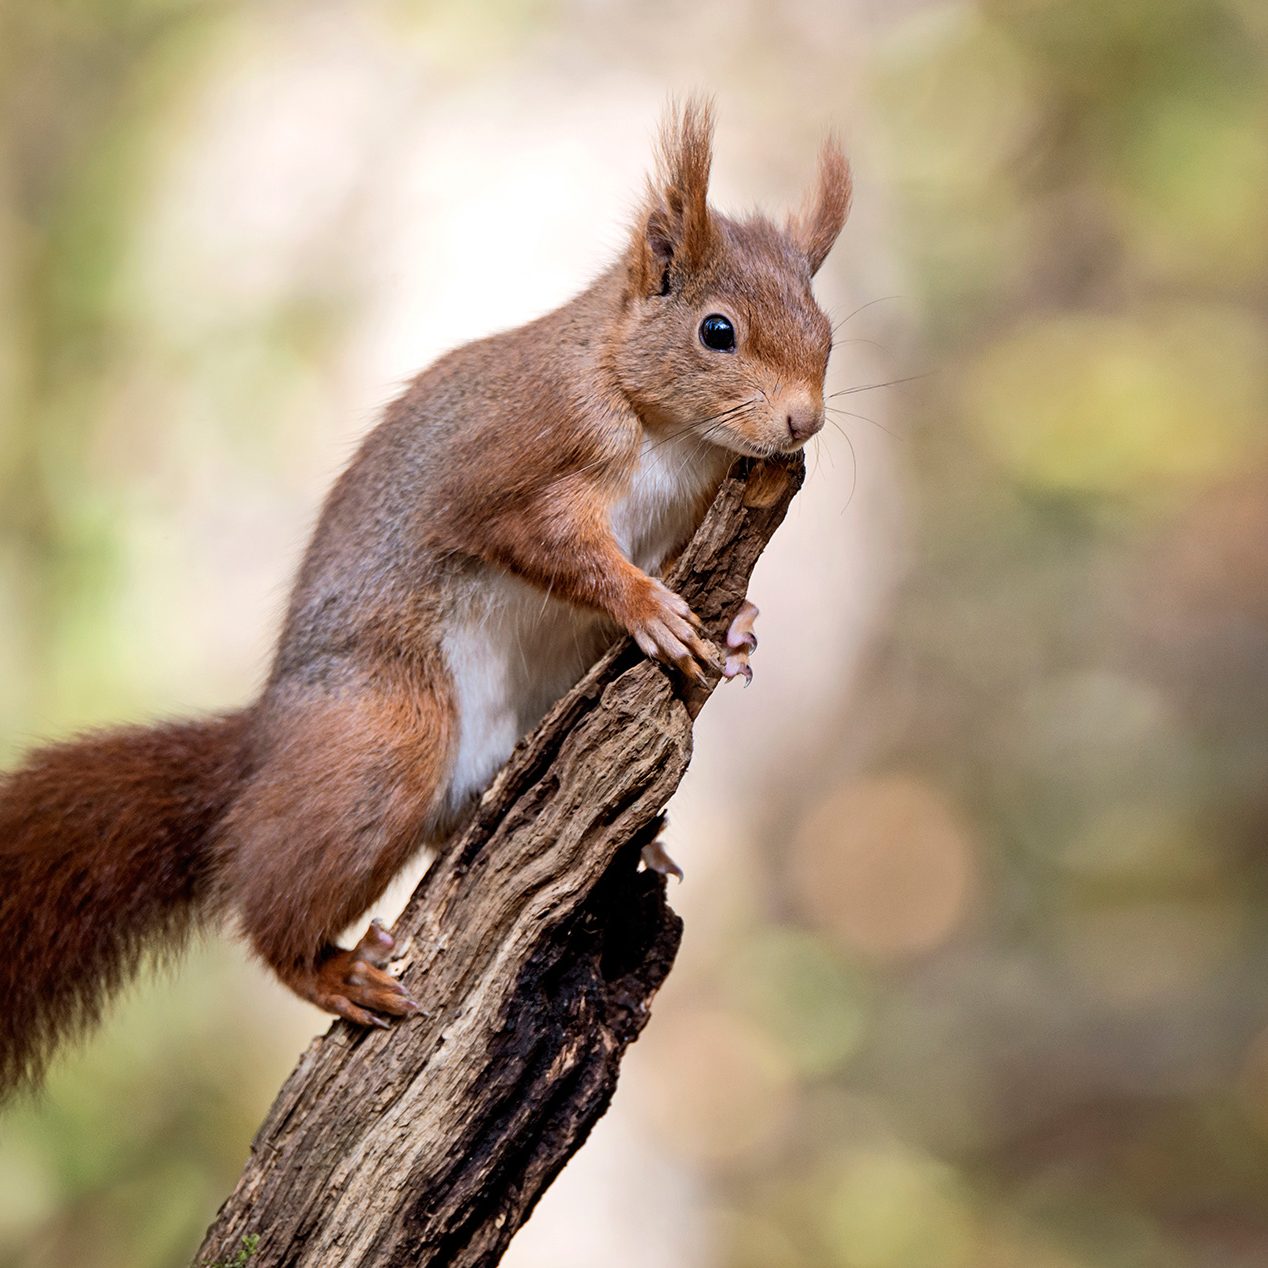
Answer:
[0, 98, 850, 1093]
[0, 713, 254, 1089]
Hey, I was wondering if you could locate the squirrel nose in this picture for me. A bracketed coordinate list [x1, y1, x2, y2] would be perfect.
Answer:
[784, 393, 824, 444]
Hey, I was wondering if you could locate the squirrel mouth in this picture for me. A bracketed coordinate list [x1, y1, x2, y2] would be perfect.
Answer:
[709, 427, 784, 460]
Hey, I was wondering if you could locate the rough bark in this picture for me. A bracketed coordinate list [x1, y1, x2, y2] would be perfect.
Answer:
[196, 453, 804, 1268]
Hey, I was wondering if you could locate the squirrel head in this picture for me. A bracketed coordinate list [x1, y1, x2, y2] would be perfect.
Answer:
[614, 98, 852, 458]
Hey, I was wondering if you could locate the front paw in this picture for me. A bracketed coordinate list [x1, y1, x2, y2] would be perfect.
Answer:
[629, 580, 722, 686]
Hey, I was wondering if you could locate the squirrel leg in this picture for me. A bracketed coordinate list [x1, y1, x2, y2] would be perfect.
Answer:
[475, 504, 722, 684]
[723, 599, 760, 685]
[219, 675, 451, 1028]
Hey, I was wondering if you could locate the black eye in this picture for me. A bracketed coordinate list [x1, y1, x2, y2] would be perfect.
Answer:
[699, 313, 736, 353]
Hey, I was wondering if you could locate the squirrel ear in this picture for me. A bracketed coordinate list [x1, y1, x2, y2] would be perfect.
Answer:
[630, 97, 717, 296]
[787, 137, 852, 276]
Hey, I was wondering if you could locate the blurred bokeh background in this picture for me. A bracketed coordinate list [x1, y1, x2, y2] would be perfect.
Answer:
[2, 0, 1267, 1264]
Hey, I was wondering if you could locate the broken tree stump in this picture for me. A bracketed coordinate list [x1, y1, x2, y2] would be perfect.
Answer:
[196, 453, 803, 1267]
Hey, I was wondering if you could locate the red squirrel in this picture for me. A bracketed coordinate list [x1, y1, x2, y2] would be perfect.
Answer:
[0, 100, 850, 1093]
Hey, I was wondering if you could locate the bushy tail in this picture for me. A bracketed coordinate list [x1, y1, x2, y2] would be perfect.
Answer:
[0, 711, 253, 1095]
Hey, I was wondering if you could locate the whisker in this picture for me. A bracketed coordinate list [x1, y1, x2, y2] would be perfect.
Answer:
[827, 372, 931, 398]
[823, 418, 859, 513]
[831, 336, 887, 353]
[830, 295, 902, 335]
[810, 434, 824, 481]
[820, 433, 836, 472]
[825, 404, 904, 441]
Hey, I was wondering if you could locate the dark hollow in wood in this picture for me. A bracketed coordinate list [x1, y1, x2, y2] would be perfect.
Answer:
[195, 453, 804, 1268]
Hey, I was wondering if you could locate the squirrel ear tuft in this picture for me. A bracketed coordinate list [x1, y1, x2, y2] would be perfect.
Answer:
[787, 136, 852, 276]
[630, 96, 717, 296]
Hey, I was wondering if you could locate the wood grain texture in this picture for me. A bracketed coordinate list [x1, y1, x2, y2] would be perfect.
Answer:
[196, 453, 804, 1268]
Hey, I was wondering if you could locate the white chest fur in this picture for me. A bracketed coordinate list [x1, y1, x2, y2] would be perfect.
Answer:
[440, 572, 607, 817]
[441, 432, 729, 815]
[610, 430, 729, 572]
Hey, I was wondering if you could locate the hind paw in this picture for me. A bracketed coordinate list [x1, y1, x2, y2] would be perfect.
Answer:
[291, 919, 422, 1029]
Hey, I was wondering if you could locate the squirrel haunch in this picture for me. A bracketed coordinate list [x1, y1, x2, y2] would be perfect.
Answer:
[0, 98, 850, 1092]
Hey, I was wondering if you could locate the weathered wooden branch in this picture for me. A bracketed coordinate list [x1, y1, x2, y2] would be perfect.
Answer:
[195, 454, 804, 1268]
